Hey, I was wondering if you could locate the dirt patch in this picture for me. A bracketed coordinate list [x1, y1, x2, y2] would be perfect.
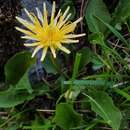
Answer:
[0, 0, 24, 80]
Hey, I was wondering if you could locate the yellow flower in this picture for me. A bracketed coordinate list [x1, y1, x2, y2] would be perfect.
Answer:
[15, 1, 85, 61]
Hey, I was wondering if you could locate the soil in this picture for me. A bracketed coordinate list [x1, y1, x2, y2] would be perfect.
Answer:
[0, 0, 24, 80]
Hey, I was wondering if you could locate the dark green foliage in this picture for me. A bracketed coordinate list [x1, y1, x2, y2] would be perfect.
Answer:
[1, 0, 130, 130]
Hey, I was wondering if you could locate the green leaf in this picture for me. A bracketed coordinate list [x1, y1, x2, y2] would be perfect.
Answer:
[15, 70, 33, 94]
[43, 54, 58, 74]
[0, 77, 49, 108]
[84, 122, 97, 130]
[113, 0, 130, 24]
[23, 117, 52, 130]
[54, 103, 82, 130]
[92, 57, 104, 70]
[0, 87, 34, 108]
[79, 47, 104, 70]
[71, 53, 81, 81]
[89, 32, 104, 45]
[85, 0, 111, 33]
[5, 51, 35, 85]
[0, 83, 49, 108]
[79, 48, 95, 69]
[83, 91, 122, 130]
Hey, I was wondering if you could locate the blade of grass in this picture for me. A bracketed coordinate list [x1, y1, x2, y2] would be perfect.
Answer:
[82, 92, 110, 122]
[93, 15, 129, 47]
[84, 122, 97, 130]
[114, 88, 130, 101]
[71, 53, 82, 81]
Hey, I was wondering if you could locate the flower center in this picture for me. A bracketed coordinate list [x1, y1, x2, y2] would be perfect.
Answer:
[38, 25, 64, 46]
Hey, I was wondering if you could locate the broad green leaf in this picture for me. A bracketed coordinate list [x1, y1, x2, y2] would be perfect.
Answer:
[85, 0, 111, 33]
[79, 47, 104, 70]
[113, 0, 130, 24]
[43, 54, 58, 74]
[88, 33, 105, 69]
[84, 122, 97, 130]
[83, 91, 122, 130]
[0, 81, 49, 108]
[54, 103, 82, 130]
[71, 53, 81, 81]
[15, 70, 33, 94]
[79, 48, 95, 69]
[23, 117, 52, 130]
[5, 51, 35, 85]
[0, 87, 34, 108]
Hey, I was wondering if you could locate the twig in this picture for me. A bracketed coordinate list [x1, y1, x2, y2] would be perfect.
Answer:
[97, 126, 112, 130]
[37, 109, 91, 113]
[37, 109, 55, 112]
[112, 81, 128, 88]
[80, 0, 85, 32]
[80, 0, 88, 32]
[41, 77, 52, 87]
[107, 40, 126, 49]
[0, 112, 8, 116]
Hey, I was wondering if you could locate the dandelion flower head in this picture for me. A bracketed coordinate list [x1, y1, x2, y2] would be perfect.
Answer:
[16, 1, 86, 61]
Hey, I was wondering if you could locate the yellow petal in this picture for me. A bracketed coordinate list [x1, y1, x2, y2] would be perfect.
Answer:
[41, 47, 48, 61]
[60, 23, 76, 34]
[51, 1, 56, 24]
[57, 15, 64, 27]
[16, 16, 34, 31]
[57, 6, 70, 26]
[32, 45, 43, 57]
[50, 47, 56, 58]
[74, 17, 83, 24]
[24, 8, 35, 22]
[64, 33, 86, 38]
[62, 39, 79, 43]
[43, 2, 48, 26]
[58, 13, 71, 28]
[62, 6, 70, 20]
[15, 27, 35, 36]
[36, 7, 44, 24]
[21, 36, 37, 41]
[33, 15, 43, 31]
[57, 44, 70, 54]
[24, 42, 40, 47]
[54, 9, 61, 25]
